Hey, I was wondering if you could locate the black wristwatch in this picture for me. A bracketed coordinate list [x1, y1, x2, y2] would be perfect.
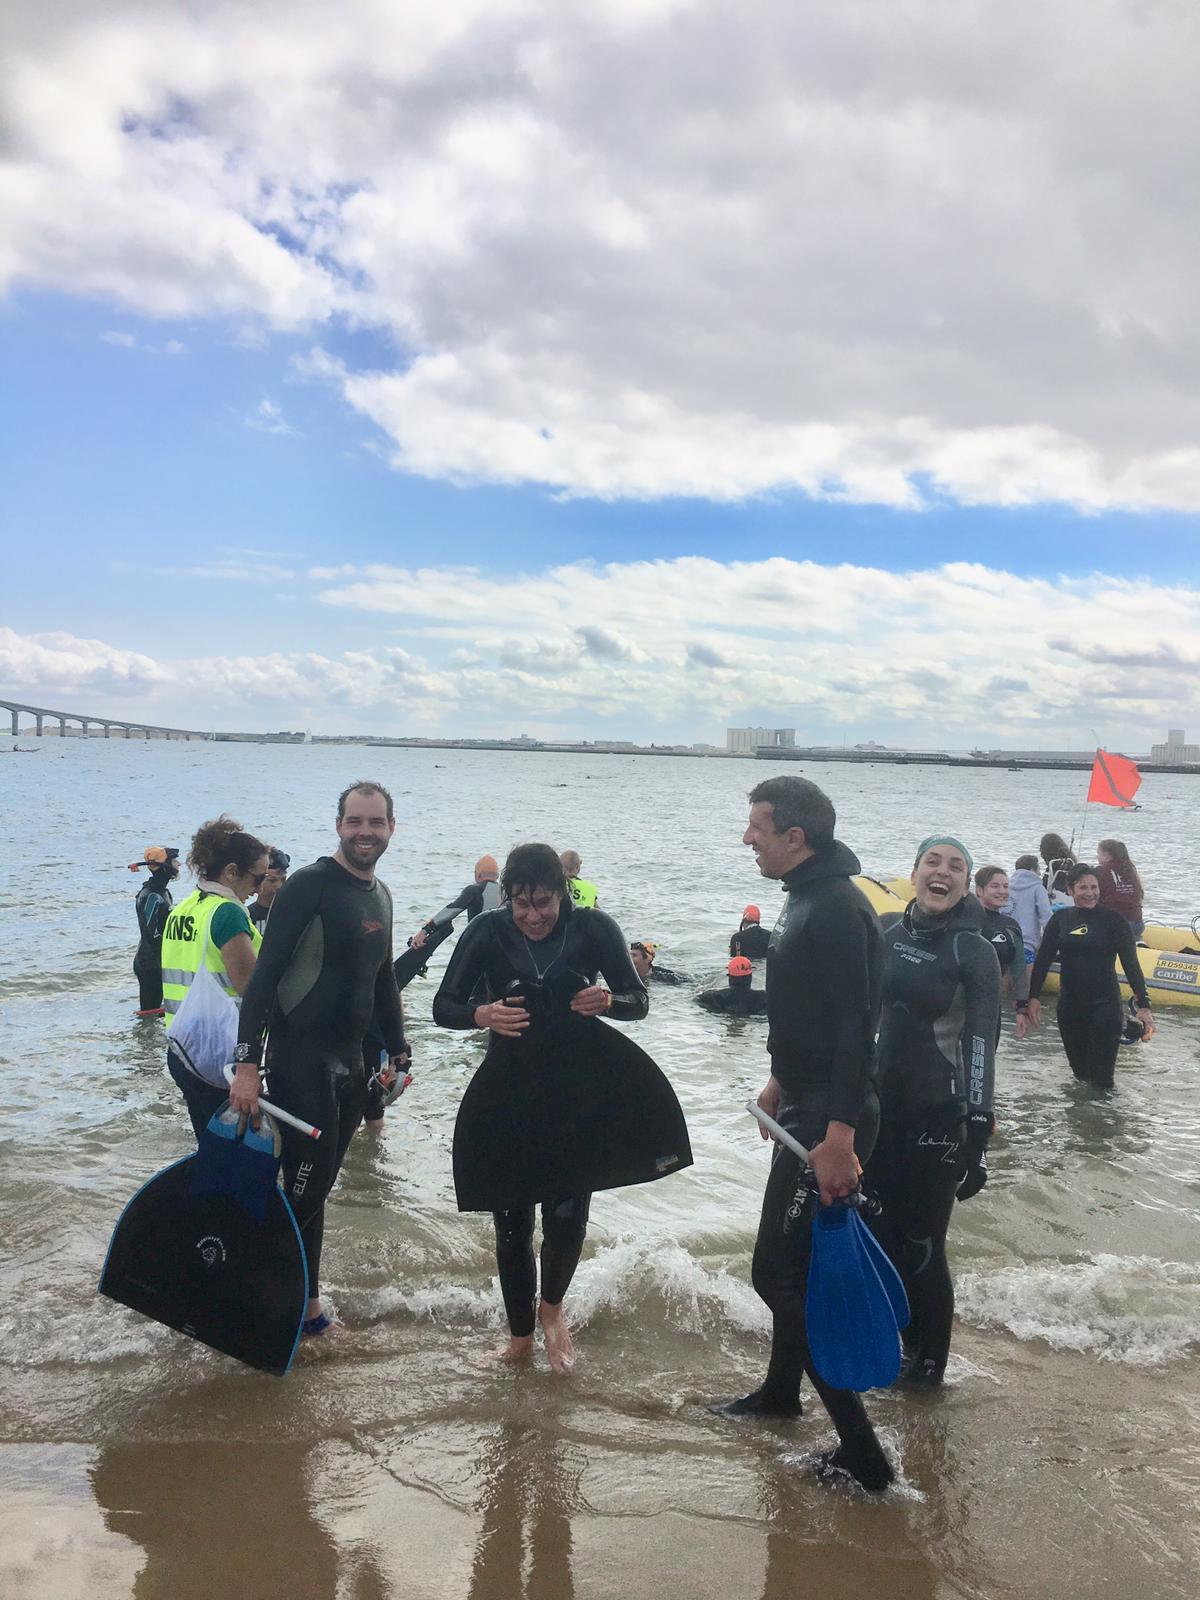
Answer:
[233, 1043, 258, 1064]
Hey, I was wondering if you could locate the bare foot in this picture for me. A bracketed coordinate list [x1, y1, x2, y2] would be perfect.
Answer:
[539, 1302, 576, 1374]
[497, 1335, 535, 1365]
[363, 1118, 385, 1130]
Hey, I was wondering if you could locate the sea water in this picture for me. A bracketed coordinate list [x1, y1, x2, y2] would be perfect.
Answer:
[1, 742, 1198, 1599]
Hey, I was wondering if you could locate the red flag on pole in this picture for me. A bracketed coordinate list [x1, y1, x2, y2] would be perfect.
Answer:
[1087, 749, 1142, 809]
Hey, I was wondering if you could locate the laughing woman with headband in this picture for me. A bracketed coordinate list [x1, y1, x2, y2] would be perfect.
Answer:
[865, 835, 1000, 1389]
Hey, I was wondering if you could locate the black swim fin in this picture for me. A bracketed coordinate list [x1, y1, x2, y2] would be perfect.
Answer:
[805, 1203, 904, 1391]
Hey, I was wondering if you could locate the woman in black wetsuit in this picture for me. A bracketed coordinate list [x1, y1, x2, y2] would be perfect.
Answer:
[1028, 863, 1154, 1089]
[433, 842, 691, 1372]
[866, 835, 1000, 1388]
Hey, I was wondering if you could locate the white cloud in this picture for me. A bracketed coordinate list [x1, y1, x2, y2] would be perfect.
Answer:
[244, 396, 296, 436]
[4, 2, 1200, 508]
[99, 328, 188, 354]
[4, 557, 1199, 744]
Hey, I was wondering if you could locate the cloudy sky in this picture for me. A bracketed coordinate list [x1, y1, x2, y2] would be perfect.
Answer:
[3, 0, 1199, 746]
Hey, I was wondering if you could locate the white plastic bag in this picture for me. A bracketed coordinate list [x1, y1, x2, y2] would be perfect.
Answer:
[169, 923, 239, 1086]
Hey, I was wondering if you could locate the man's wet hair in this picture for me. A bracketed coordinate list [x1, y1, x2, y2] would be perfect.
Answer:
[337, 781, 394, 822]
[502, 842, 569, 901]
[748, 776, 835, 852]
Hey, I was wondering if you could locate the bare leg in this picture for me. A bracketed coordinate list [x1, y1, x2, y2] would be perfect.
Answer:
[538, 1300, 575, 1374]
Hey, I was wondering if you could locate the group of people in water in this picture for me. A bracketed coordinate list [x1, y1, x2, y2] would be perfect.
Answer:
[122, 774, 1158, 1494]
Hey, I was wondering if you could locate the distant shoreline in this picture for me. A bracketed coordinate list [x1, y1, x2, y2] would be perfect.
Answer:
[8, 727, 1199, 775]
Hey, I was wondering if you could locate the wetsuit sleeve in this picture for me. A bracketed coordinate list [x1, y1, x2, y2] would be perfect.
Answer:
[696, 989, 732, 1012]
[432, 913, 495, 1029]
[957, 933, 1000, 1123]
[423, 882, 481, 935]
[373, 898, 406, 1054]
[1028, 912, 1062, 1001]
[585, 909, 648, 1020]
[1113, 915, 1151, 1008]
[805, 904, 877, 1128]
[651, 965, 681, 985]
[237, 867, 326, 1057]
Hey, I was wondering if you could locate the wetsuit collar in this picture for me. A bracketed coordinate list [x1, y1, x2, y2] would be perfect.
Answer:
[903, 893, 983, 939]
[779, 838, 862, 891]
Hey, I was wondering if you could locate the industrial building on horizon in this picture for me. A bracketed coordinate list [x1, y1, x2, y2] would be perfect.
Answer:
[1150, 729, 1200, 765]
[726, 726, 795, 753]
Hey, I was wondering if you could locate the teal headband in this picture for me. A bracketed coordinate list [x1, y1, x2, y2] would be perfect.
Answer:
[913, 834, 974, 876]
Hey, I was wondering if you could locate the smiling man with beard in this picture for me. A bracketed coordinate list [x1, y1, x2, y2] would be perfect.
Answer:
[229, 781, 409, 1338]
[709, 775, 893, 1492]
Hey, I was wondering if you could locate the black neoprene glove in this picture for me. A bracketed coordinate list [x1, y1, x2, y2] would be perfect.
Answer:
[956, 1114, 991, 1202]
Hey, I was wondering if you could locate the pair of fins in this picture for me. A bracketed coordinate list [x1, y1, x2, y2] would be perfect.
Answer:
[99, 1104, 310, 1376]
[806, 1201, 910, 1392]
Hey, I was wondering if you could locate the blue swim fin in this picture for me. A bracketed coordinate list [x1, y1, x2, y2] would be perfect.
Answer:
[189, 1105, 283, 1225]
[806, 1203, 904, 1391]
[850, 1210, 909, 1331]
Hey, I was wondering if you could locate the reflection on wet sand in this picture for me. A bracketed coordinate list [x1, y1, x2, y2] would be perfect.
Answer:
[468, 1421, 583, 1600]
[89, 1440, 359, 1600]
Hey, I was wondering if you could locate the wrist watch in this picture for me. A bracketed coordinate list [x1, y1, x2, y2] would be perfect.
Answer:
[233, 1043, 257, 1064]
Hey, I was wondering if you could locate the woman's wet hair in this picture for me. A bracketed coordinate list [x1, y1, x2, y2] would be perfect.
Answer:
[1066, 862, 1100, 890]
[501, 842, 568, 901]
[974, 865, 1007, 892]
[1040, 832, 1074, 866]
[187, 816, 268, 880]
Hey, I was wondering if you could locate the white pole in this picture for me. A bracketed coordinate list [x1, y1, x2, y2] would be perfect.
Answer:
[745, 1098, 812, 1162]
[223, 1066, 321, 1139]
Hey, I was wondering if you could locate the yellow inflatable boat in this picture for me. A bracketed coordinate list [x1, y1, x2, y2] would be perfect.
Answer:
[864, 877, 1200, 1008]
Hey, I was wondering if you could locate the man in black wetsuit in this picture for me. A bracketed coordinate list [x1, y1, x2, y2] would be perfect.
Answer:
[247, 847, 290, 934]
[630, 941, 682, 985]
[709, 776, 893, 1494]
[695, 956, 767, 1014]
[230, 781, 409, 1336]
[1029, 863, 1154, 1088]
[131, 846, 179, 1015]
[729, 905, 770, 960]
[410, 854, 501, 944]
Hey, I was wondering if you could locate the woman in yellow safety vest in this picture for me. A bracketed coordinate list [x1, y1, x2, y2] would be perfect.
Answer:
[161, 815, 269, 1137]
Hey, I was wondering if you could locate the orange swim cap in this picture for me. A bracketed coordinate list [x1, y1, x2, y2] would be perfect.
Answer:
[727, 956, 753, 979]
[742, 905, 761, 922]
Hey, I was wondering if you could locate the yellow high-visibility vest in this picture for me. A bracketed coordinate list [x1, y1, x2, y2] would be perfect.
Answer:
[567, 876, 599, 908]
[160, 888, 262, 1028]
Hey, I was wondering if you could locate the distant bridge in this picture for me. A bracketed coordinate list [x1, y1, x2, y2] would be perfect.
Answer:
[1, 697, 211, 741]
